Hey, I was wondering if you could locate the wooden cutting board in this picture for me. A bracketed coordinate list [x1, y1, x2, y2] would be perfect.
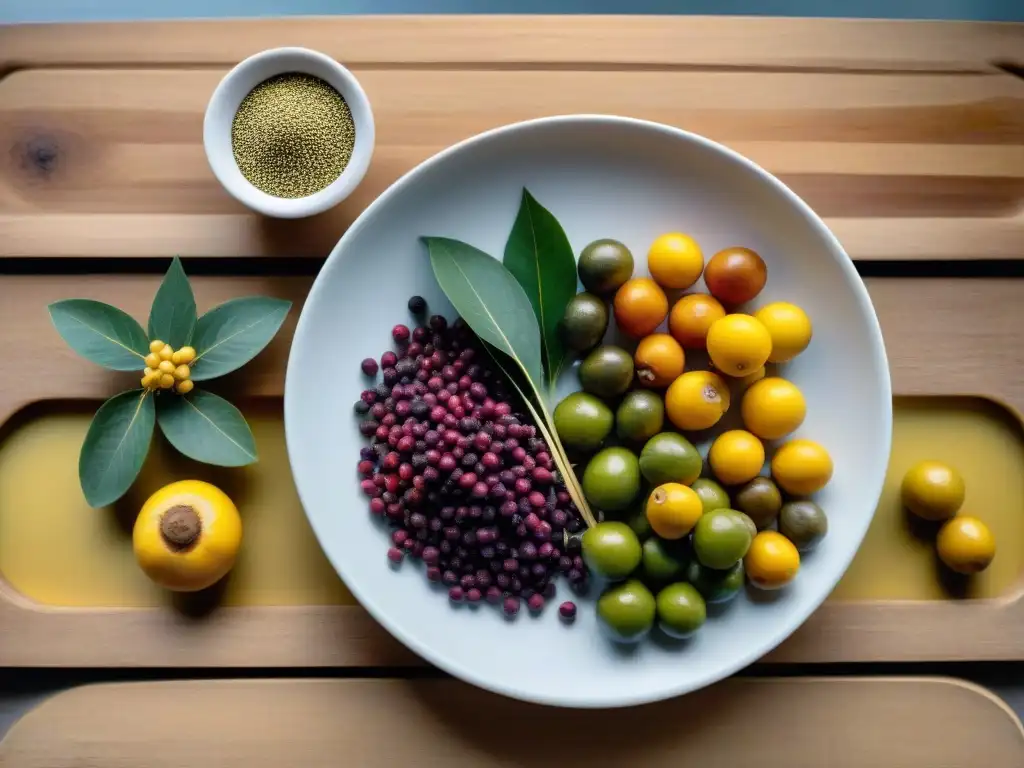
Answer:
[1, 677, 1022, 767]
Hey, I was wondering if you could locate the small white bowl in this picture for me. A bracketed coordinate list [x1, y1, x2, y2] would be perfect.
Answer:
[203, 47, 375, 219]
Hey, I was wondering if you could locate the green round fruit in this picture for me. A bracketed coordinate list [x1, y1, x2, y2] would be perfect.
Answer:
[579, 345, 634, 399]
[779, 501, 829, 552]
[597, 579, 656, 643]
[693, 509, 753, 569]
[641, 536, 688, 586]
[553, 392, 613, 452]
[687, 559, 745, 603]
[690, 478, 731, 515]
[578, 238, 635, 295]
[656, 582, 707, 639]
[617, 390, 665, 443]
[624, 501, 652, 540]
[734, 477, 783, 530]
[582, 447, 641, 511]
[639, 432, 702, 486]
[561, 293, 609, 352]
[581, 521, 642, 580]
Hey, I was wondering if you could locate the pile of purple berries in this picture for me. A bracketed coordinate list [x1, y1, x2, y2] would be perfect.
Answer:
[354, 296, 584, 621]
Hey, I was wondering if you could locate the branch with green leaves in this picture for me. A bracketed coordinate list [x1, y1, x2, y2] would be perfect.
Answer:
[48, 257, 291, 508]
[424, 188, 596, 528]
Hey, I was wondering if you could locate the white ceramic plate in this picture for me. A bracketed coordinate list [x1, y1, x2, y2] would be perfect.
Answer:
[285, 116, 892, 708]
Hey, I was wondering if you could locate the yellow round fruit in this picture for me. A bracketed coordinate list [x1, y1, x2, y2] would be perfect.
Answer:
[708, 430, 765, 486]
[647, 232, 704, 290]
[613, 277, 669, 338]
[706, 314, 772, 377]
[745, 530, 800, 589]
[665, 370, 731, 431]
[133, 480, 243, 592]
[900, 460, 964, 522]
[936, 516, 995, 574]
[645, 482, 704, 540]
[669, 293, 726, 350]
[771, 439, 833, 496]
[741, 377, 807, 440]
[634, 333, 685, 388]
[755, 302, 812, 363]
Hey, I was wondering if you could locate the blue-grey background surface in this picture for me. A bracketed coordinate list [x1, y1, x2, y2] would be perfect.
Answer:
[1, 0, 1022, 24]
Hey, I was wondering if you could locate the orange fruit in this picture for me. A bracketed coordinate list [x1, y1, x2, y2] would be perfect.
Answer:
[745, 531, 800, 589]
[613, 278, 669, 338]
[668, 293, 726, 350]
[665, 370, 731, 432]
[647, 232, 704, 290]
[754, 302, 812, 363]
[741, 377, 807, 440]
[645, 483, 704, 540]
[708, 430, 766, 486]
[706, 314, 772, 377]
[704, 247, 767, 306]
[771, 439, 833, 496]
[634, 333, 685, 388]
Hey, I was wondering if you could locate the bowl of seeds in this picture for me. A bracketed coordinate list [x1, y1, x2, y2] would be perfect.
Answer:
[203, 46, 375, 219]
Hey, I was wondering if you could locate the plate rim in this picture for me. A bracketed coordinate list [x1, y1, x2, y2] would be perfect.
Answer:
[285, 113, 894, 708]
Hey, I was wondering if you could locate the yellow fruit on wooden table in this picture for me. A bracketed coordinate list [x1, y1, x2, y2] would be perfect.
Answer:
[634, 333, 685, 388]
[771, 439, 833, 496]
[645, 482, 703, 540]
[668, 293, 725, 350]
[665, 370, 731, 431]
[613, 277, 669, 338]
[706, 313, 772, 377]
[647, 232, 704, 290]
[754, 302, 812, 363]
[745, 530, 801, 589]
[133, 480, 243, 592]
[741, 377, 807, 440]
[900, 460, 965, 522]
[709, 429, 765, 486]
[936, 516, 995, 574]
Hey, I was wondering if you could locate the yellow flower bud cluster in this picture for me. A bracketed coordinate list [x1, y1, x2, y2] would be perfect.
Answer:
[141, 340, 196, 394]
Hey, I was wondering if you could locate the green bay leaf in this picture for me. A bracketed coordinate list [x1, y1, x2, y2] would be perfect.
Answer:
[148, 256, 197, 348]
[189, 297, 292, 382]
[424, 236, 544, 389]
[503, 189, 577, 387]
[157, 389, 258, 467]
[79, 389, 155, 508]
[48, 299, 149, 371]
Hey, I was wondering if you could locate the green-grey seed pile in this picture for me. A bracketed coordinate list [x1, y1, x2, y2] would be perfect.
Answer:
[231, 73, 356, 199]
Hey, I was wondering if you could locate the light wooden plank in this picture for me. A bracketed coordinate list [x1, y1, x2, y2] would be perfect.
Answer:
[0, 678, 1021, 766]
[1, 16, 1021, 72]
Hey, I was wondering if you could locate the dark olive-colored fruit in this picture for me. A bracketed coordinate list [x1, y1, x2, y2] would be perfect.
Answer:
[734, 477, 783, 530]
[597, 579, 656, 643]
[561, 293, 609, 352]
[656, 582, 707, 639]
[582, 447, 642, 511]
[641, 536, 688, 586]
[579, 239, 635, 296]
[693, 509, 753, 569]
[625, 500, 653, 540]
[582, 521, 643, 580]
[553, 392, 613, 452]
[639, 432, 702, 486]
[579, 345, 634, 399]
[617, 390, 665, 443]
[690, 478, 731, 515]
[687, 559, 745, 603]
[779, 501, 829, 552]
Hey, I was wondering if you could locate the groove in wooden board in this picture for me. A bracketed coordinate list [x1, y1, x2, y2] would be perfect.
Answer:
[1, 274, 1024, 665]
[0, 16, 1021, 72]
[0, 678, 1021, 767]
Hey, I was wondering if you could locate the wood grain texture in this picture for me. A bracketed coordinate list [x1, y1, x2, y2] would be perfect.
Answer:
[0, 678, 1021, 766]
[2, 274, 1024, 666]
[0, 19, 1021, 258]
